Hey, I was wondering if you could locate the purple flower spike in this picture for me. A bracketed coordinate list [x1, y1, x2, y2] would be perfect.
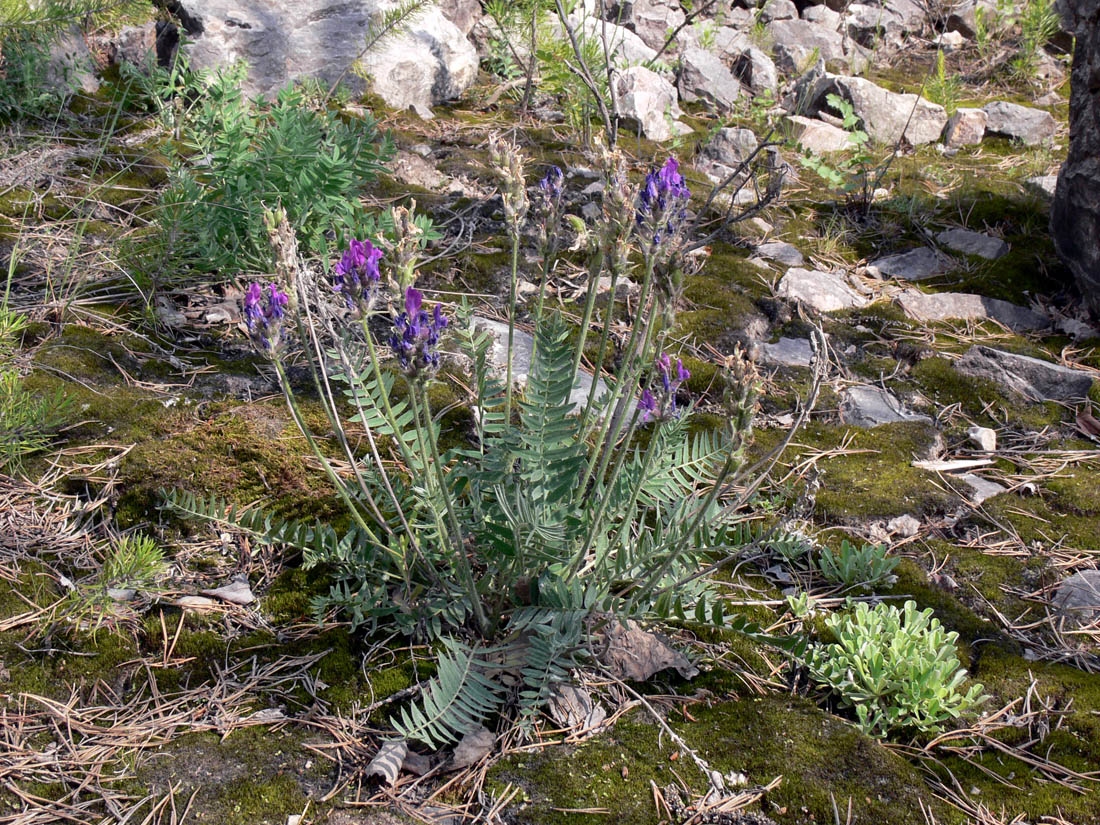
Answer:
[332, 237, 384, 313]
[390, 286, 449, 380]
[635, 156, 691, 246]
[639, 389, 657, 423]
[645, 351, 690, 420]
[539, 165, 565, 200]
[243, 282, 290, 354]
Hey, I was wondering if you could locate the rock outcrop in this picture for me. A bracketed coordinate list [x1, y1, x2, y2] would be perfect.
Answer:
[1052, 0, 1100, 315]
[172, 1, 478, 115]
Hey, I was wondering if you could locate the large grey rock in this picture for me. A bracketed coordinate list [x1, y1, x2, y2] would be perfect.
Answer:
[680, 25, 750, 62]
[756, 241, 804, 266]
[176, 1, 478, 114]
[571, 16, 660, 67]
[703, 127, 759, 167]
[896, 290, 1049, 331]
[954, 345, 1095, 401]
[936, 228, 1009, 260]
[613, 66, 690, 141]
[946, 0, 998, 37]
[1052, 0, 1100, 315]
[841, 385, 931, 427]
[46, 24, 99, 94]
[677, 48, 742, 113]
[867, 247, 950, 280]
[843, 3, 910, 51]
[759, 337, 814, 367]
[982, 100, 1058, 145]
[802, 5, 842, 28]
[787, 115, 852, 153]
[767, 20, 845, 73]
[605, 0, 686, 50]
[731, 45, 780, 96]
[777, 267, 866, 312]
[1053, 570, 1100, 627]
[823, 76, 948, 145]
[761, 0, 799, 22]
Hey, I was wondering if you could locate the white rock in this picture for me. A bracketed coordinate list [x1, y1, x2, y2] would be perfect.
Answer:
[612, 66, 690, 141]
[777, 268, 867, 312]
[178, 1, 478, 115]
[968, 425, 997, 452]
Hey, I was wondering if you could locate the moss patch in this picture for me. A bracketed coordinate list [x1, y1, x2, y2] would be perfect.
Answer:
[492, 695, 959, 825]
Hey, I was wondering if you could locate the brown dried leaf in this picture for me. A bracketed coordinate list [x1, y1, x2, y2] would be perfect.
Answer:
[600, 620, 699, 682]
[451, 726, 494, 770]
[1076, 406, 1100, 440]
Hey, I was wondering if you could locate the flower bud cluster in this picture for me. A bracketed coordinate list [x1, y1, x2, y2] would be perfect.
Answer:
[243, 282, 289, 353]
[390, 286, 449, 380]
[332, 237, 383, 313]
[489, 134, 530, 230]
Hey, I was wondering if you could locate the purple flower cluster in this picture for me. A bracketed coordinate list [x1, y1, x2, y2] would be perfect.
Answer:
[538, 165, 564, 202]
[332, 238, 384, 312]
[636, 157, 690, 247]
[243, 282, 289, 353]
[389, 287, 449, 379]
[639, 352, 691, 422]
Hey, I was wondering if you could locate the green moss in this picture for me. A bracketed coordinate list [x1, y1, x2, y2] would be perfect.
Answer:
[132, 728, 313, 825]
[753, 420, 953, 522]
[923, 645, 1100, 823]
[112, 402, 344, 530]
[907, 357, 1063, 431]
[491, 695, 959, 825]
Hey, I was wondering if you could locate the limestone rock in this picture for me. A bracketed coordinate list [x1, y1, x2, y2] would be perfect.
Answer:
[703, 127, 759, 167]
[761, 0, 799, 22]
[613, 66, 690, 141]
[968, 425, 997, 452]
[759, 337, 814, 367]
[954, 345, 1095, 401]
[936, 228, 1009, 260]
[46, 24, 99, 94]
[957, 473, 1007, 504]
[605, 0, 686, 50]
[802, 6, 842, 29]
[787, 115, 852, 153]
[843, 3, 911, 52]
[1027, 173, 1059, 198]
[678, 48, 742, 113]
[474, 317, 610, 411]
[944, 107, 987, 148]
[777, 267, 866, 312]
[982, 100, 1057, 145]
[1053, 570, 1100, 626]
[756, 241, 805, 266]
[824, 76, 948, 145]
[437, 0, 482, 35]
[840, 385, 931, 427]
[731, 45, 780, 96]
[896, 290, 1048, 331]
[767, 20, 846, 73]
[1051, 0, 1100, 315]
[867, 247, 950, 280]
[175, 1, 478, 115]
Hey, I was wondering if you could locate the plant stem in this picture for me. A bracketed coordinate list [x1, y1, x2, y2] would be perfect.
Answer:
[414, 386, 489, 634]
[273, 359, 379, 543]
[504, 225, 521, 425]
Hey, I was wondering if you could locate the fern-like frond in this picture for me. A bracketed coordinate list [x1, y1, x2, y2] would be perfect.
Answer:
[392, 639, 504, 749]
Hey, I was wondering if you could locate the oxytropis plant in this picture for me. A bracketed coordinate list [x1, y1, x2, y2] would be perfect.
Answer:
[169, 141, 799, 755]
